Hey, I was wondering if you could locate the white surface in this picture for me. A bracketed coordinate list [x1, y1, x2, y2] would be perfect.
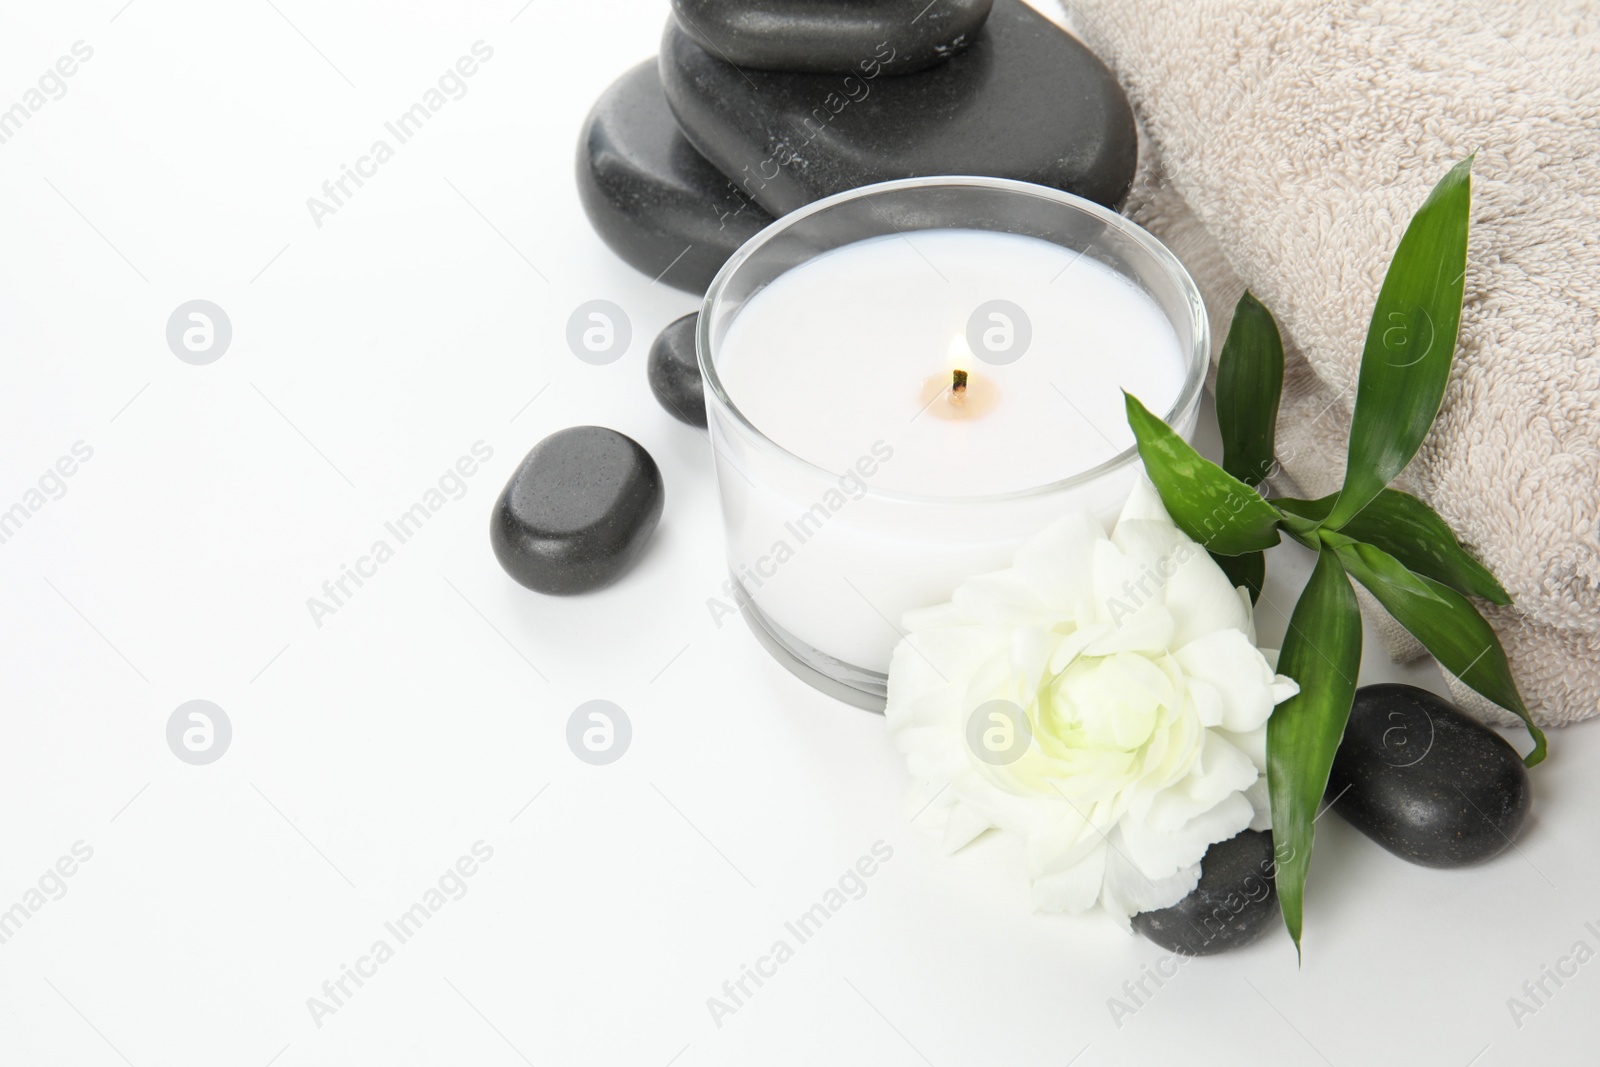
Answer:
[0, 3, 1595, 1066]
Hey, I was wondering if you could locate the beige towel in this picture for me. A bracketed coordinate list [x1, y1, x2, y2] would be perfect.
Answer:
[1050, 0, 1600, 728]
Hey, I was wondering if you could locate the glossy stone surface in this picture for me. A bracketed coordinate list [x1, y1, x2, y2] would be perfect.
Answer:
[577, 59, 774, 294]
[648, 312, 706, 428]
[490, 427, 664, 595]
[670, 0, 993, 75]
[1132, 831, 1279, 956]
[1327, 684, 1532, 868]
[659, 0, 1137, 216]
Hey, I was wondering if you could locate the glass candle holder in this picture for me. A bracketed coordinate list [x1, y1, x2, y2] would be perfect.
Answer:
[698, 177, 1209, 710]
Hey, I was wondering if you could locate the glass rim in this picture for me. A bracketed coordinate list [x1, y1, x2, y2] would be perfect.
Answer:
[696, 175, 1210, 506]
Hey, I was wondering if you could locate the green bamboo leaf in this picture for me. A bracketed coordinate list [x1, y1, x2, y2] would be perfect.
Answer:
[1270, 497, 1337, 523]
[1211, 549, 1265, 604]
[1276, 489, 1510, 604]
[1333, 538, 1547, 765]
[1268, 544, 1362, 958]
[1326, 158, 1473, 528]
[1215, 291, 1285, 488]
[1124, 392, 1282, 556]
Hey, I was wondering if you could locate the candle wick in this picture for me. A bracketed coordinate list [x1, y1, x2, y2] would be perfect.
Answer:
[950, 368, 969, 403]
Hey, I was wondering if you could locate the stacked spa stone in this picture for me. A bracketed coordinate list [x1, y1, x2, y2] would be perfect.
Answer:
[576, 0, 1138, 293]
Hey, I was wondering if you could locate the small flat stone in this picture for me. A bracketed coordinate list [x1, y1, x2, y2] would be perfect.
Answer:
[577, 59, 774, 294]
[648, 312, 706, 428]
[659, 0, 1136, 216]
[1132, 830, 1279, 956]
[670, 0, 993, 75]
[1327, 684, 1531, 868]
[490, 427, 664, 595]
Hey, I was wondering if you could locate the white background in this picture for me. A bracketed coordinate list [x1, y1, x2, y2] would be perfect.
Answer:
[1, 1, 1596, 1064]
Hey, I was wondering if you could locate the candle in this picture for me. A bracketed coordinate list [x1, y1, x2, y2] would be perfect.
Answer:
[718, 230, 1186, 496]
[700, 179, 1207, 707]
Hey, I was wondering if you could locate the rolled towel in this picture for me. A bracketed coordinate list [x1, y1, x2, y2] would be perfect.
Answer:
[1050, 0, 1600, 727]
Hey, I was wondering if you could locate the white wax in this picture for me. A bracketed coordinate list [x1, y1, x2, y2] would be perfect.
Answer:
[707, 227, 1196, 677]
[719, 229, 1187, 496]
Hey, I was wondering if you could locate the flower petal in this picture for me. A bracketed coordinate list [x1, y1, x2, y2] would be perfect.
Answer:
[1012, 511, 1107, 614]
[1164, 545, 1253, 648]
[1087, 541, 1175, 655]
[1242, 775, 1272, 831]
[1116, 475, 1173, 526]
[1100, 829, 1201, 923]
[1173, 629, 1293, 733]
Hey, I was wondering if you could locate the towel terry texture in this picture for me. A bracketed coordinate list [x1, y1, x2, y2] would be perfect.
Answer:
[1052, 0, 1600, 728]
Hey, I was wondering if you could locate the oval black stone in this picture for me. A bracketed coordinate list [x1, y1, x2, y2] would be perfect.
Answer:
[577, 59, 774, 294]
[671, 0, 994, 76]
[1132, 830, 1279, 956]
[490, 427, 664, 595]
[648, 312, 706, 428]
[659, 0, 1137, 217]
[1327, 683, 1531, 868]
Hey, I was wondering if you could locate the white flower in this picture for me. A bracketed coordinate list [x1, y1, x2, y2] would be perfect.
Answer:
[885, 477, 1299, 924]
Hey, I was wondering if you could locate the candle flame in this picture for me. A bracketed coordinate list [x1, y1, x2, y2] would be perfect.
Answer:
[946, 334, 973, 368]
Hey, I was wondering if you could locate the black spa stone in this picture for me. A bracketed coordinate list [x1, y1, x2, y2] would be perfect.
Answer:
[670, 0, 993, 75]
[1132, 830, 1279, 956]
[658, 0, 1137, 216]
[1326, 684, 1532, 868]
[490, 427, 664, 595]
[577, 59, 774, 294]
[648, 312, 707, 428]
